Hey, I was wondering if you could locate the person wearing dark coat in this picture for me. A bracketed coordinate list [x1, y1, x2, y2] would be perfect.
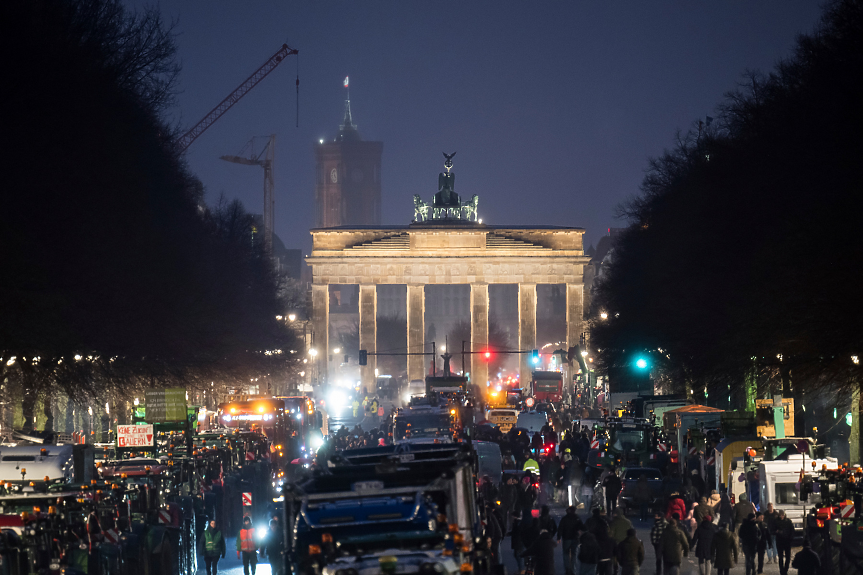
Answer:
[650, 513, 668, 575]
[718, 492, 733, 527]
[711, 523, 738, 575]
[522, 530, 557, 575]
[558, 506, 584, 575]
[774, 510, 795, 575]
[603, 468, 623, 513]
[260, 519, 286, 575]
[739, 513, 761, 575]
[791, 541, 821, 575]
[538, 505, 557, 538]
[485, 504, 504, 565]
[756, 514, 770, 573]
[579, 531, 601, 575]
[659, 518, 690, 575]
[509, 513, 527, 574]
[615, 529, 645, 575]
[586, 508, 610, 536]
[595, 523, 617, 575]
[692, 517, 717, 575]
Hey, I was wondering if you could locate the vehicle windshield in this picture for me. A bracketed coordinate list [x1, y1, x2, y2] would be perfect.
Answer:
[395, 414, 451, 439]
[109, 459, 161, 467]
[624, 469, 662, 480]
[611, 429, 645, 451]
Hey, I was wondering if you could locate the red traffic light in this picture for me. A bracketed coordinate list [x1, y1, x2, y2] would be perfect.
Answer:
[483, 350, 492, 360]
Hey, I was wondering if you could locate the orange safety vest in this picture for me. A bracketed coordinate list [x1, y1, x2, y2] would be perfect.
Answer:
[239, 528, 256, 552]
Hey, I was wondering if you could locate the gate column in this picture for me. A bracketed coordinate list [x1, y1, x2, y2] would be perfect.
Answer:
[406, 285, 426, 381]
[470, 284, 489, 386]
[311, 284, 329, 386]
[518, 283, 537, 386]
[359, 285, 377, 394]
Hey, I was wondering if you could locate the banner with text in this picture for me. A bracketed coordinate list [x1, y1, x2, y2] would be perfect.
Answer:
[117, 424, 154, 448]
[144, 388, 187, 422]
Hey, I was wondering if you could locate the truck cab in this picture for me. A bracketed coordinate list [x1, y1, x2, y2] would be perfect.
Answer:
[759, 453, 838, 532]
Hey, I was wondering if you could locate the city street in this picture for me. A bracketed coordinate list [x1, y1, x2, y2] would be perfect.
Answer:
[202, 504, 797, 575]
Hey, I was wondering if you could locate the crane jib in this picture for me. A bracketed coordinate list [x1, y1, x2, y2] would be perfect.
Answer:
[178, 43, 298, 152]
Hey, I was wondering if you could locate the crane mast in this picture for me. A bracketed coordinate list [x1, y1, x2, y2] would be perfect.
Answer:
[178, 44, 298, 152]
[221, 135, 276, 253]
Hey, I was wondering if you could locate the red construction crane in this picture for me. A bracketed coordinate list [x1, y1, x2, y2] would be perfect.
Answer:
[177, 43, 298, 152]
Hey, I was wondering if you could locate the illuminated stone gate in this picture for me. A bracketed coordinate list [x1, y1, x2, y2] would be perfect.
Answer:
[305, 154, 590, 391]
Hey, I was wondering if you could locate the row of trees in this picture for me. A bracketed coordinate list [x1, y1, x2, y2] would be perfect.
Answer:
[1, 0, 299, 430]
[592, 0, 863, 409]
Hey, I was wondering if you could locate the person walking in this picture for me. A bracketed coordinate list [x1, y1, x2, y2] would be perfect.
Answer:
[586, 507, 609, 536]
[609, 507, 632, 545]
[756, 513, 770, 574]
[236, 516, 258, 575]
[579, 530, 601, 575]
[486, 503, 504, 565]
[510, 512, 527, 574]
[774, 510, 795, 575]
[615, 529, 644, 575]
[791, 540, 821, 575]
[764, 503, 779, 565]
[538, 505, 558, 538]
[692, 516, 717, 575]
[739, 513, 761, 575]
[650, 512, 668, 575]
[632, 474, 653, 523]
[595, 523, 617, 575]
[199, 520, 226, 575]
[659, 517, 690, 575]
[582, 474, 596, 514]
[522, 529, 556, 575]
[603, 468, 622, 513]
[710, 523, 738, 575]
[733, 493, 755, 532]
[260, 519, 285, 575]
[558, 506, 585, 575]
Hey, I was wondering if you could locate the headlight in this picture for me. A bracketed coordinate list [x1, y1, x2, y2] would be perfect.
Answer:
[256, 527, 268, 541]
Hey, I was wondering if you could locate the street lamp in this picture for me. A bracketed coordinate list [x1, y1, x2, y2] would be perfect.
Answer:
[288, 313, 297, 322]
[600, 312, 608, 320]
[333, 347, 341, 354]
[309, 348, 318, 357]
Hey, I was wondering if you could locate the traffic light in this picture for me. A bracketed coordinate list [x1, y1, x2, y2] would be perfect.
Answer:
[635, 357, 649, 369]
[483, 350, 492, 361]
[359, 350, 367, 366]
[531, 349, 539, 364]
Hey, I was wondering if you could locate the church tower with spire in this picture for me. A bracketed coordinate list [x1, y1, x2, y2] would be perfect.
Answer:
[314, 77, 383, 227]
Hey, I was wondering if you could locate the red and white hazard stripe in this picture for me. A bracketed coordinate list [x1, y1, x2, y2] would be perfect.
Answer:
[157, 509, 171, 525]
[104, 529, 120, 544]
[688, 446, 698, 456]
[590, 439, 600, 450]
[706, 455, 716, 466]
[841, 501, 855, 519]
[657, 443, 667, 452]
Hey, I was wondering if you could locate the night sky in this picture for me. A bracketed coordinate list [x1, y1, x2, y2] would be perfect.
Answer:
[131, 1, 822, 255]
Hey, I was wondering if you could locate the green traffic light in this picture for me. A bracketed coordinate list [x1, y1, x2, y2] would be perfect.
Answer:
[636, 358, 648, 369]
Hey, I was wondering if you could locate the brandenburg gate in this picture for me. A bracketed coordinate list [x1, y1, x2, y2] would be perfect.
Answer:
[306, 153, 590, 391]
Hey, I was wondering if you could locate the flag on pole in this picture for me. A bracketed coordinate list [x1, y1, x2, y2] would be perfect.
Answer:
[344, 76, 349, 88]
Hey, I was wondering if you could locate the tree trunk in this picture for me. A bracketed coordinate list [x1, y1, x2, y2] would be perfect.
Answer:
[43, 393, 54, 434]
[21, 388, 36, 433]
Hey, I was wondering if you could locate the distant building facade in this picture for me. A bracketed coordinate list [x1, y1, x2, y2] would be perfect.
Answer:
[314, 93, 382, 227]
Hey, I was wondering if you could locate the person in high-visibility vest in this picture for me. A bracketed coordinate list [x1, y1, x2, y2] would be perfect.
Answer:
[199, 520, 226, 575]
[352, 399, 360, 418]
[523, 456, 540, 475]
[236, 516, 258, 575]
